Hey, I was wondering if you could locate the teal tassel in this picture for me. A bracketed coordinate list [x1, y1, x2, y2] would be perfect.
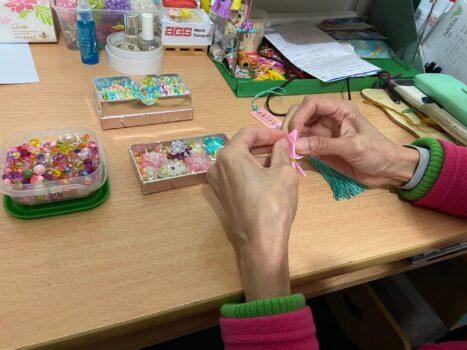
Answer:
[308, 157, 365, 201]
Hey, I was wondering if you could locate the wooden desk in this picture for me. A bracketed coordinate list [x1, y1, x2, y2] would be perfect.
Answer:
[1, 41, 466, 350]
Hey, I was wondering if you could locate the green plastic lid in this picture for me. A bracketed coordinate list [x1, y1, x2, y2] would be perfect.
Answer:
[3, 178, 110, 220]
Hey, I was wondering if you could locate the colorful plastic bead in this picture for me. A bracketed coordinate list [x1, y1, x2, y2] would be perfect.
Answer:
[157, 159, 187, 179]
[2, 133, 101, 190]
[204, 136, 224, 156]
[184, 153, 212, 173]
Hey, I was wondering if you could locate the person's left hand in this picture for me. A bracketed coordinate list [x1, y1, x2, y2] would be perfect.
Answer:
[207, 128, 299, 301]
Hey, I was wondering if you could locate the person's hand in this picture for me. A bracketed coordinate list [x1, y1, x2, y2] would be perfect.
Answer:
[288, 96, 420, 188]
[207, 128, 299, 301]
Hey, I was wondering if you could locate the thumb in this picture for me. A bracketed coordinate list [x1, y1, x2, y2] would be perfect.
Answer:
[270, 138, 290, 167]
[295, 136, 350, 158]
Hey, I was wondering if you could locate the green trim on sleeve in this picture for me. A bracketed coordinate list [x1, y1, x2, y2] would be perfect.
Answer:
[220, 293, 306, 318]
[399, 137, 444, 201]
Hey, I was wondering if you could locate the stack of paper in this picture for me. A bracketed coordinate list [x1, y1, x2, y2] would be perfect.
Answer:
[265, 22, 381, 83]
[0, 43, 39, 84]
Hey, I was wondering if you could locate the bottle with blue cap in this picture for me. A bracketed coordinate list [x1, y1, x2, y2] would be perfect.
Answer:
[77, 0, 99, 65]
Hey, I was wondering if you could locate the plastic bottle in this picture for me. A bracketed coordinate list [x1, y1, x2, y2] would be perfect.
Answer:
[77, 0, 99, 64]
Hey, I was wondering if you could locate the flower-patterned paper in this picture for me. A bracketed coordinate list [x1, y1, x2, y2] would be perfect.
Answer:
[0, 0, 57, 42]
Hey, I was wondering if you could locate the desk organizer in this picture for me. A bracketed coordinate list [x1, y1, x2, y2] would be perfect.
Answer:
[214, 58, 420, 98]
[129, 134, 227, 194]
[214, 0, 421, 97]
[92, 75, 193, 130]
[0, 127, 108, 208]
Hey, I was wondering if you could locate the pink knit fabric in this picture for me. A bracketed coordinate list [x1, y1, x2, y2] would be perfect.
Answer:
[414, 140, 467, 217]
[220, 307, 319, 350]
[419, 341, 467, 350]
[219, 140, 466, 349]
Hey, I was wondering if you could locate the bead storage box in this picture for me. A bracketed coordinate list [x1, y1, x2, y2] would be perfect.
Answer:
[129, 134, 227, 194]
[0, 128, 107, 206]
[52, 0, 162, 50]
[92, 74, 193, 130]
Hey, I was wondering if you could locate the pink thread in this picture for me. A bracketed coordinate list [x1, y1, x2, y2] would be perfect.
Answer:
[288, 129, 305, 176]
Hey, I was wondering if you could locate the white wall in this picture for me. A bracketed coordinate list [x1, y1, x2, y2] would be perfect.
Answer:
[252, 0, 373, 16]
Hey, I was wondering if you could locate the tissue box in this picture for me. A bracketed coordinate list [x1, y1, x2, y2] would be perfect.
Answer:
[159, 8, 214, 47]
[0, 0, 57, 42]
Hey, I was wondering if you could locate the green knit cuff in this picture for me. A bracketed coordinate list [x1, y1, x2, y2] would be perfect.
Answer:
[399, 137, 444, 201]
[220, 294, 306, 318]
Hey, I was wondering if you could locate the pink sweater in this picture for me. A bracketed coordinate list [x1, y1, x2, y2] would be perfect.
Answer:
[221, 140, 467, 349]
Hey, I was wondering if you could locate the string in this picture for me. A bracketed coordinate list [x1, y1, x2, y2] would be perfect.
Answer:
[251, 86, 286, 112]
[265, 77, 296, 116]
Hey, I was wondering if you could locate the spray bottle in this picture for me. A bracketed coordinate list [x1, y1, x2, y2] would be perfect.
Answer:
[77, 0, 99, 64]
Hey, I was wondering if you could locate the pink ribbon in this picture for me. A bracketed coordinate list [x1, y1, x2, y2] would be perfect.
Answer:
[287, 129, 306, 176]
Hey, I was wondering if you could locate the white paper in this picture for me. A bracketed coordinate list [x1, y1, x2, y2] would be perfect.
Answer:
[414, 0, 452, 40]
[265, 22, 380, 83]
[0, 43, 39, 84]
[421, 0, 467, 83]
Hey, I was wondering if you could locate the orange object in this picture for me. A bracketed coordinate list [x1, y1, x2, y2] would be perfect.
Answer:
[162, 0, 197, 8]
[237, 51, 250, 69]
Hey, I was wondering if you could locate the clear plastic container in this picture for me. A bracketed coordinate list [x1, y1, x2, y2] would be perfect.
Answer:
[52, 0, 162, 50]
[0, 128, 107, 206]
[238, 9, 268, 52]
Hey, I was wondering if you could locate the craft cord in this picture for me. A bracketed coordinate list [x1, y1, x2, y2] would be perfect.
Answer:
[262, 77, 295, 116]
[251, 86, 286, 112]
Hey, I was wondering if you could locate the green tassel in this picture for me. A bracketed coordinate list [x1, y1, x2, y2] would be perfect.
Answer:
[308, 157, 365, 201]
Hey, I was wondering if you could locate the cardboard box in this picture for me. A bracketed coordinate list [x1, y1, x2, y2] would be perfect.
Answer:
[160, 8, 214, 47]
[215, 0, 421, 97]
[0, 0, 57, 42]
[214, 58, 420, 97]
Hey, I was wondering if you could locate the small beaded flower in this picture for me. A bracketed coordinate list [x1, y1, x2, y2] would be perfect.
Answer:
[157, 159, 187, 179]
[167, 139, 191, 159]
[204, 136, 224, 156]
[184, 153, 212, 173]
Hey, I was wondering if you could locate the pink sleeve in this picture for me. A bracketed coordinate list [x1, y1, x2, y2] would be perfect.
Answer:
[414, 140, 467, 217]
[418, 341, 467, 350]
[220, 307, 319, 350]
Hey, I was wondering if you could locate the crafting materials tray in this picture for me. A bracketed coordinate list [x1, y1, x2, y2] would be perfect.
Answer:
[129, 134, 228, 194]
[92, 75, 193, 130]
[3, 178, 110, 219]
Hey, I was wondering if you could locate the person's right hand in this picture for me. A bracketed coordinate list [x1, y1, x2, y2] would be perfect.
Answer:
[288, 96, 420, 188]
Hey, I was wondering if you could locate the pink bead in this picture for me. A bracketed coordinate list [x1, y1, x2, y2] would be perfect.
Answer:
[30, 175, 43, 183]
[185, 153, 212, 173]
[33, 164, 46, 175]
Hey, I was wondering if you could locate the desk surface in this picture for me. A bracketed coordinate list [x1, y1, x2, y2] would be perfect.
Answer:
[1, 41, 466, 350]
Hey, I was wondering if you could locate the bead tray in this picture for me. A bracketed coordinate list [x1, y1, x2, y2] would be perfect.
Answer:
[0, 128, 107, 206]
[128, 134, 228, 194]
[3, 178, 110, 220]
[92, 74, 193, 130]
